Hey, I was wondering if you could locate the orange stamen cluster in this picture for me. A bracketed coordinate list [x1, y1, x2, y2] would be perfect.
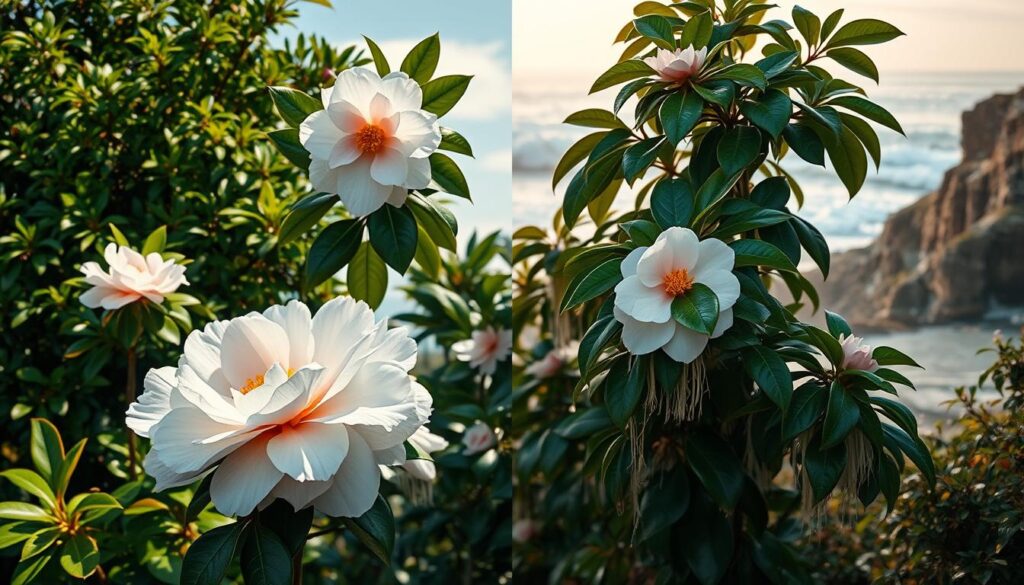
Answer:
[239, 374, 265, 395]
[355, 124, 386, 154]
[662, 268, 694, 297]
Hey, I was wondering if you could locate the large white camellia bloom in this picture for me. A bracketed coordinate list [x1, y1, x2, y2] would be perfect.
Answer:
[299, 68, 442, 217]
[126, 297, 431, 518]
[453, 326, 512, 375]
[613, 227, 739, 363]
[643, 45, 707, 84]
[79, 244, 188, 310]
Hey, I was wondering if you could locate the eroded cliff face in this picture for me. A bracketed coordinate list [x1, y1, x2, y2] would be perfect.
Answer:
[820, 88, 1024, 328]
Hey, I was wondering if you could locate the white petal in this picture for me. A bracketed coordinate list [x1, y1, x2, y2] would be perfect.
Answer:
[380, 72, 423, 111]
[210, 433, 283, 517]
[336, 156, 392, 217]
[695, 269, 740, 311]
[247, 365, 325, 425]
[663, 324, 709, 363]
[182, 320, 232, 394]
[370, 147, 409, 185]
[150, 405, 256, 473]
[393, 111, 440, 157]
[267, 422, 350, 481]
[309, 158, 343, 195]
[262, 300, 315, 371]
[711, 308, 734, 338]
[620, 246, 647, 278]
[614, 275, 672, 323]
[298, 110, 342, 161]
[143, 450, 206, 492]
[368, 93, 392, 121]
[326, 100, 366, 133]
[694, 238, 735, 274]
[614, 306, 675, 355]
[265, 476, 332, 511]
[404, 156, 431, 189]
[219, 314, 290, 391]
[386, 185, 409, 207]
[311, 297, 377, 392]
[636, 227, 699, 287]
[310, 362, 418, 450]
[126, 367, 176, 438]
[328, 135, 361, 169]
[312, 431, 380, 517]
[329, 68, 382, 118]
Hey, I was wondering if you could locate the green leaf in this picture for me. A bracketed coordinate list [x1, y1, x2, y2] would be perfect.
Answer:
[605, 359, 644, 428]
[368, 204, 418, 273]
[791, 216, 830, 277]
[438, 127, 474, 157]
[268, 86, 322, 127]
[267, 128, 310, 170]
[278, 194, 336, 246]
[590, 60, 655, 94]
[141, 225, 167, 255]
[0, 470, 56, 511]
[420, 75, 472, 117]
[660, 90, 704, 145]
[560, 258, 623, 312]
[692, 80, 735, 108]
[743, 345, 793, 411]
[59, 533, 100, 579]
[829, 95, 905, 135]
[554, 407, 613, 440]
[21, 526, 60, 560]
[622, 137, 664, 182]
[717, 126, 761, 176]
[12, 552, 51, 585]
[782, 123, 825, 166]
[821, 9, 845, 41]
[826, 19, 904, 48]
[187, 475, 213, 523]
[694, 168, 742, 217]
[783, 383, 828, 441]
[55, 442, 87, 498]
[108, 223, 129, 246]
[872, 346, 922, 368]
[640, 469, 689, 540]
[564, 108, 626, 130]
[730, 239, 797, 272]
[651, 178, 694, 228]
[827, 47, 878, 83]
[841, 112, 881, 169]
[679, 501, 733, 585]
[0, 523, 38, 550]
[563, 156, 620, 228]
[820, 380, 860, 448]
[241, 524, 292, 585]
[553, 132, 607, 189]
[258, 500, 314, 557]
[400, 33, 441, 83]
[679, 10, 713, 48]
[363, 36, 391, 76]
[67, 492, 121, 518]
[739, 89, 792, 138]
[754, 50, 799, 79]
[685, 430, 745, 509]
[408, 194, 457, 251]
[180, 521, 248, 585]
[342, 495, 395, 565]
[824, 310, 852, 338]
[30, 419, 64, 488]
[304, 219, 364, 289]
[714, 64, 766, 91]
[671, 283, 719, 335]
[633, 15, 675, 49]
[347, 244, 388, 310]
[882, 424, 935, 486]
[429, 153, 471, 199]
[792, 5, 821, 47]
[804, 436, 846, 502]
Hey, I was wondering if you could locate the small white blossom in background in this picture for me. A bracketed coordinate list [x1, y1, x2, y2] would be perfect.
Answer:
[299, 68, 441, 217]
[512, 518, 541, 544]
[643, 45, 707, 84]
[402, 426, 448, 481]
[79, 243, 188, 310]
[127, 297, 432, 518]
[524, 341, 580, 379]
[462, 421, 496, 456]
[839, 334, 880, 372]
[613, 227, 738, 363]
[453, 326, 512, 375]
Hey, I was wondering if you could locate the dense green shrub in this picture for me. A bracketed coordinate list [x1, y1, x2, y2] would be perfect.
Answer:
[800, 331, 1024, 585]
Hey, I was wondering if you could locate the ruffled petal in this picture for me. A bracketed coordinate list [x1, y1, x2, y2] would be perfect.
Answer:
[312, 431, 380, 517]
[614, 275, 673, 323]
[210, 433, 283, 517]
[614, 306, 675, 355]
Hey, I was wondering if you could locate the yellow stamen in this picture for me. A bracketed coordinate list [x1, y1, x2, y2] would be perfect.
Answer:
[239, 374, 264, 395]
[355, 124, 386, 154]
[662, 268, 694, 297]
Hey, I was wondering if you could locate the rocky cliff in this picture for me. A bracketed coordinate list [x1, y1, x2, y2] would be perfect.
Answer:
[820, 88, 1024, 328]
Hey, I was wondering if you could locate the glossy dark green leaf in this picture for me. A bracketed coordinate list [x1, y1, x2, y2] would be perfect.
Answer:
[368, 204, 418, 273]
[739, 89, 792, 138]
[717, 126, 762, 177]
[347, 243, 388, 309]
[342, 495, 395, 565]
[438, 127, 474, 157]
[640, 469, 689, 540]
[679, 10, 713, 48]
[782, 123, 825, 166]
[268, 86, 322, 127]
[829, 95, 904, 135]
[651, 178, 694, 228]
[564, 108, 627, 130]
[180, 521, 248, 585]
[241, 524, 292, 585]
[671, 283, 719, 335]
[872, 346, 922, 368]
[660, 90, 704, 145]
[407, 194, 457, 251]
[362, 36, 390, 76]
[791, 216, 830, 277]
[267, 128, 310, 170]
[429, 153, 471, 199]
[882, 424, 935, 486]
[679, 499, 733, 585]
[622, 137, 664, 182]
[278, 194, 336, 246]
[730, 239, 797, 272]
[803, 436, 846, 502]
[714, 64, 766, 90]
[824, 310, 852, 338]
[743, 345, 793, 411]
[692, 80, 735, 108]
[560, 258, 623, 312]
[554, 407, 613, 439]
[590, 60, 655, 93]
[827, 47, 879, 82]
[421, 75, 472, 117]
[633, 15, 675, 49]
[604, 359, 644, 428]
[826, 19, 905, 48]
[305, 219, 363, 288]
[754, 50, 799, 79]
[685, 430, 745, 509]
[792, 5, 821, 46]
[400, 33, 441, 83]
[821, 380, 860, 448]
[783, 383, 828, 441]
[552, 131, 608, 189]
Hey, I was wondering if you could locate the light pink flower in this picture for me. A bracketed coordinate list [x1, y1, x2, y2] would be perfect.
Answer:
[453, 326, 512, 375]
[643, 45, 707, 83]
[462, 421, 496, 455]
[512, 518, 541, 543]
[524, 341, 580, 379]
[839, 334, 879, 372]
[79, 243, 187, 310]
[126, 297, 430, 518]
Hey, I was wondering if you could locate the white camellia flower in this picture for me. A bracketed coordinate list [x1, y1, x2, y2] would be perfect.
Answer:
[462, 421, 496, 456]
[613, 227, 739, 363]
[839, 334, 879, 372]
[299, 68, 442, 217]
[126, 297, 431, 518]
[524, 341, 580, 379]
[643, 45, 708, 83]
[79, 244, 188, 310]
[453, 326, 512, 375]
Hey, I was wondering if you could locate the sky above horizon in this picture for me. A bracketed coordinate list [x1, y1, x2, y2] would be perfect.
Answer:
[514, 0, 1024, 79]
[274, 0, 513, 242]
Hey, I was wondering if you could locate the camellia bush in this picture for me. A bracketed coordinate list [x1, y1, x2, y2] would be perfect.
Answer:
[513, 0, 933, 582]
[0, 1, 501, 584]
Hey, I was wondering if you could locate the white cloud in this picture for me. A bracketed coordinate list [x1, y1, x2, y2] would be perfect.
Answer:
[370, 38, 511, 121]
[478, 149, 511, 173]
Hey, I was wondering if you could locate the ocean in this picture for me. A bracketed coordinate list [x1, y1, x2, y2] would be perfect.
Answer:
[513, 70, 1024, 420]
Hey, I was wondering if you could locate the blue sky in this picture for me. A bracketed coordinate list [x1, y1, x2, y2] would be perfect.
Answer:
[274, 0, 512, 242]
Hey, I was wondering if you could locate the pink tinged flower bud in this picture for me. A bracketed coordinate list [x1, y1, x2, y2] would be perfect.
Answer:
[839, 334, 880, 372]
[462, 421, 496, 455]
[321, 67, 335, 82]
[642, 45, 708, 84]
[79, 243, 188, 310]
[512, 519, 541, 543]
